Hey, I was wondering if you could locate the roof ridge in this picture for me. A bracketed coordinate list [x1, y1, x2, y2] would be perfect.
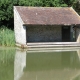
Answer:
[70, 7, 80, 19]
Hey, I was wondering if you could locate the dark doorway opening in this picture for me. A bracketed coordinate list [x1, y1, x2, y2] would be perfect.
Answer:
[62, 26, 70, 42]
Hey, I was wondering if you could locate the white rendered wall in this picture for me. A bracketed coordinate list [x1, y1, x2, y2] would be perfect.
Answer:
[14, 7, 26, 45]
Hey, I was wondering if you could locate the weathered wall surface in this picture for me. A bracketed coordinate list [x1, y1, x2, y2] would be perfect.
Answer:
[14, 7, 26, 45]
[27, 25, 62, 42]
[76, 27, 80, 42]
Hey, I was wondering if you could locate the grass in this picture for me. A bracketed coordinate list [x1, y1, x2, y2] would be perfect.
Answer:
[0, 27, 15, 47]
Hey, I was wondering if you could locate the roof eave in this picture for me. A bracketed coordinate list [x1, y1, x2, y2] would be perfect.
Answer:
[23, 23, 80, 26]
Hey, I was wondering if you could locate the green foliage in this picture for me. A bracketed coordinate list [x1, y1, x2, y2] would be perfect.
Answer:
[0, 0, 18, 29]
[63, 0, 77, 6]
[18, 0, 68, 7]
[73, 0, 80, 15]
[0, 26, 15, 46]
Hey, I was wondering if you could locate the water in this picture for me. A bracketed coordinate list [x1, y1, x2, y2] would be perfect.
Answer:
[0, 47, 80, 80]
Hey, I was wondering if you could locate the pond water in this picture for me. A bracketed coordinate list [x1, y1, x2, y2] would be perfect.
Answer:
[0, 47, 80, 80]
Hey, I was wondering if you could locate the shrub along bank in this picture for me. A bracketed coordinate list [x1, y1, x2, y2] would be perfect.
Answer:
[0, 27, 15, 47]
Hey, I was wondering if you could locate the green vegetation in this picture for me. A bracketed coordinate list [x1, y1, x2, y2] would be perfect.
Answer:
[0, 27, 15, 47]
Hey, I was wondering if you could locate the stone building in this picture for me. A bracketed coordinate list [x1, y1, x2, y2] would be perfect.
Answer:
[14, 6, 80, 48]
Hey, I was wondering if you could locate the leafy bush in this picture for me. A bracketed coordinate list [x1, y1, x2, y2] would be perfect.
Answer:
[0, 26, 15, 46]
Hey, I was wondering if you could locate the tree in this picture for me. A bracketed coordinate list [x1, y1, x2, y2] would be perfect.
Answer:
[74, 0, 80, 14]
[0, 0, 18, 29]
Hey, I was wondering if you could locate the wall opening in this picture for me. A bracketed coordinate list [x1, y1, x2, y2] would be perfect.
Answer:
[62, 26, 70, 42]
[26, 25, 76, 43]
[26, 25, 62, 43]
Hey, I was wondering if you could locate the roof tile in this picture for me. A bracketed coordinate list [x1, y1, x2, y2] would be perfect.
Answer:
[14, 6, 80, 25]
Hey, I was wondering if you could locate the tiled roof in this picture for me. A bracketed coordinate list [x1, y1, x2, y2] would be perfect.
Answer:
[14, 6, 80, 25]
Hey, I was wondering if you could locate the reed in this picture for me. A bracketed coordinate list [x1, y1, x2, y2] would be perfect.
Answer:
[0, 27, 15, 47]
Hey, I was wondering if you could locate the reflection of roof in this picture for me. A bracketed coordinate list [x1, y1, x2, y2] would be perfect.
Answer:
[14, 6, 80, 26]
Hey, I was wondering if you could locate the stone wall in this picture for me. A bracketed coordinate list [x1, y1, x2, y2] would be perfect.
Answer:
[27, 25, 62, 42]
[14, 7, 26, 45]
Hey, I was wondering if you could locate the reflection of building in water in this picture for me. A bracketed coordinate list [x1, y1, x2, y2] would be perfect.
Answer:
[77, 49, 80, 61]
[14, 49, 26, 80]
[14, 49, 80, 80]
[20, 50, 80, 80]
[62, 51, 80, 68]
